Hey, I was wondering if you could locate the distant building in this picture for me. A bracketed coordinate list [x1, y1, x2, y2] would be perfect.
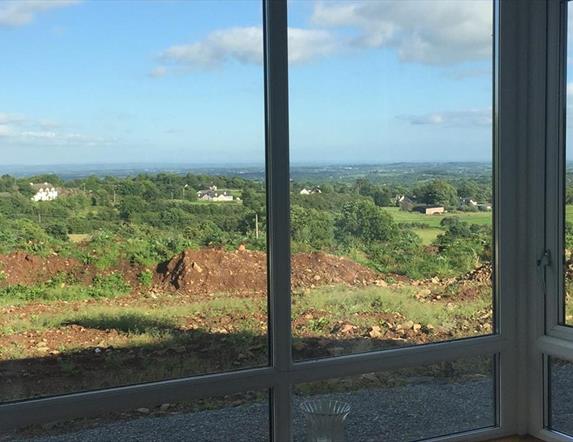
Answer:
[461, 198, 478, 207]
[478, 203, 493, 211]
[399, 196, 415, 212]
[197, 185, 234, 202]
[30, 182, 58, 202]
[299, 187, 321, 195]
[413, 205, 445, 215]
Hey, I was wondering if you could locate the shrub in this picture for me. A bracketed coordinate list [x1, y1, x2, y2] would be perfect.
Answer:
[137, 269, 153, 287]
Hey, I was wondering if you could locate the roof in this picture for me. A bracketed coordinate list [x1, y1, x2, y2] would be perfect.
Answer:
[30, 182, 56, 191]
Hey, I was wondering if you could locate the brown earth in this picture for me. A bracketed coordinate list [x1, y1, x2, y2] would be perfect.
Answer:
[157, 249, 381, 295]
[0, 252, 85, 286]
[0, 249, 381, 295]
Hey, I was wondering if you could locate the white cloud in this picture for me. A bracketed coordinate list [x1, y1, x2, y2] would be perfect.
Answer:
[0, 112, 114, 146]
[312, 0, 493, 66]
[399, 109, 492, 127]
[157, 26, 338, 71]
[0, 0, 80, 27]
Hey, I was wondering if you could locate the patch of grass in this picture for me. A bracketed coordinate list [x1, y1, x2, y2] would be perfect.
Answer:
[294, 285, 490, 330]
[411, 228, 441, 246]
[382, 207, 492, 229]
[137, 269, 153, 287]
[64, 312, 178, 335]
[0, 273, 130, 305]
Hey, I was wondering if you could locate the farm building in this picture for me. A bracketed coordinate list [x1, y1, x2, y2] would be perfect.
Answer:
[398, 196, 416, 211]
[413, 205, 445, 215]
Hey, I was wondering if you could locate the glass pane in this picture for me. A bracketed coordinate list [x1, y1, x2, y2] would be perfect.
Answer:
[7, 391, 269, 442]
[0, 0, 267, 401]
[288, 0, 495, 360]
[565, 2, 573, 325]
[549, 357, 573, 435]
[293, 355, 496, 441]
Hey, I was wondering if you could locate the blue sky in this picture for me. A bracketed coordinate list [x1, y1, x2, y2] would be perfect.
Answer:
[0, 0, 494, 166]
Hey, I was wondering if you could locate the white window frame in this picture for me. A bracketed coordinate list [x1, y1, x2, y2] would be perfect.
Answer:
[0, 1, 525, 441]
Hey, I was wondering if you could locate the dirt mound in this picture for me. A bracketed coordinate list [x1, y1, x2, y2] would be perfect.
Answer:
[291, 253, 379, 288]
[461, 263, 492, 284]
[0, 252, 84, 286]
[158, 249, 380, 295]
[158, 249, 267, 294]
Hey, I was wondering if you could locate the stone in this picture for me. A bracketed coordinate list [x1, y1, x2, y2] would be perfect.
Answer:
[136, 408, 150, 414]
[159, 403, 171, 412]
[340, 324, 355, 334]
[402, 320, 414, 330]
[369, 325, 383, 338]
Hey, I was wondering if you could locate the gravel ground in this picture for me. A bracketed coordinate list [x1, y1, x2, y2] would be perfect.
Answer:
[20, 377, 494, 442]
[549, 360, 573, 436]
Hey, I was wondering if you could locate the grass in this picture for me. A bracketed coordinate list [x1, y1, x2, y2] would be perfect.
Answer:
[0, 273, 131, 306]
[68, 234, 91, 243]
[411, 228, 442, 245]
[382, 207, 492, 245]
[293, 285, 490, 332]
[382, 207, 492, 228]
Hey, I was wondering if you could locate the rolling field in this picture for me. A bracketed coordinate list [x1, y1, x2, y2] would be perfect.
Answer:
[382, 207, 493, 245]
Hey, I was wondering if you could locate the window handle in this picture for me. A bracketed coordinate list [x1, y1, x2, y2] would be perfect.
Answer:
[537, 249, 552, 295]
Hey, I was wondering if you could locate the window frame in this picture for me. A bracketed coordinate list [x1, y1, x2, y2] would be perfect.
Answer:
[0, 1, 520, 441]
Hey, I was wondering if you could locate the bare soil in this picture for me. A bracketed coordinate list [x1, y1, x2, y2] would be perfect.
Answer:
[157, 249, 381, 295]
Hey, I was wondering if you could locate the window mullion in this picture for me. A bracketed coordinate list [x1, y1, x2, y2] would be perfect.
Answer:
[263, 0, 292, 440]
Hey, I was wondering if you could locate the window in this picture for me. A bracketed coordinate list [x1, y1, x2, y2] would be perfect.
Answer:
[0, 0, 267, 402]
[0, 2, 519, 441]
[288, 0, 496, 360]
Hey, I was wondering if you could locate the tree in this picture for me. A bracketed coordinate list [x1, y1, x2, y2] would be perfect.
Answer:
[415, 179, 459, 208]
[290, 205, 334, 250]
[335, 200, 396, 244]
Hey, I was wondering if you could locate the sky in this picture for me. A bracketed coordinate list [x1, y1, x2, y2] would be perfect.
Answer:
[0, 0, 495, 166]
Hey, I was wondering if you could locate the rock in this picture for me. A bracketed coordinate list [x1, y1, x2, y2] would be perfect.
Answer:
[340, 324, 355, 334]
[159, 403, 171, 412]
[402, 320, 414, 330]
[137, 408, 150, 414]
[369, 325, 383, 338]
[191, 262, 203, 273]
[313, 275, 321, 281]
[238, 244, 246, 252]
[417, 289, 432, 297]
[413, 323, 422, 332]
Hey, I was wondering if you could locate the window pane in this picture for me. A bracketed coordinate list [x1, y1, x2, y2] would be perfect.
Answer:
[564, 2, 573, 325]
[0, 0, 267, 401]
[7, 391, 269, 442]
[549, 357, 573, 435]
[293, 355, 496, 441]
[288, 0, 495, 360]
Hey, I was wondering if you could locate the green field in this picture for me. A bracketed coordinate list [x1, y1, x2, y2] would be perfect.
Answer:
[382, 207, 493, 245]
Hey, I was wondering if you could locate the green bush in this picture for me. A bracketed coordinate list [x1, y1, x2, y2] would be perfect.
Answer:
[137, 269, 153, 287]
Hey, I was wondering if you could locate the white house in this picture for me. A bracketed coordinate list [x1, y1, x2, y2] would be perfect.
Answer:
[299, 187, 321, 195]
[197, 185, 234, 202]
[30, 182, 58, 202]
